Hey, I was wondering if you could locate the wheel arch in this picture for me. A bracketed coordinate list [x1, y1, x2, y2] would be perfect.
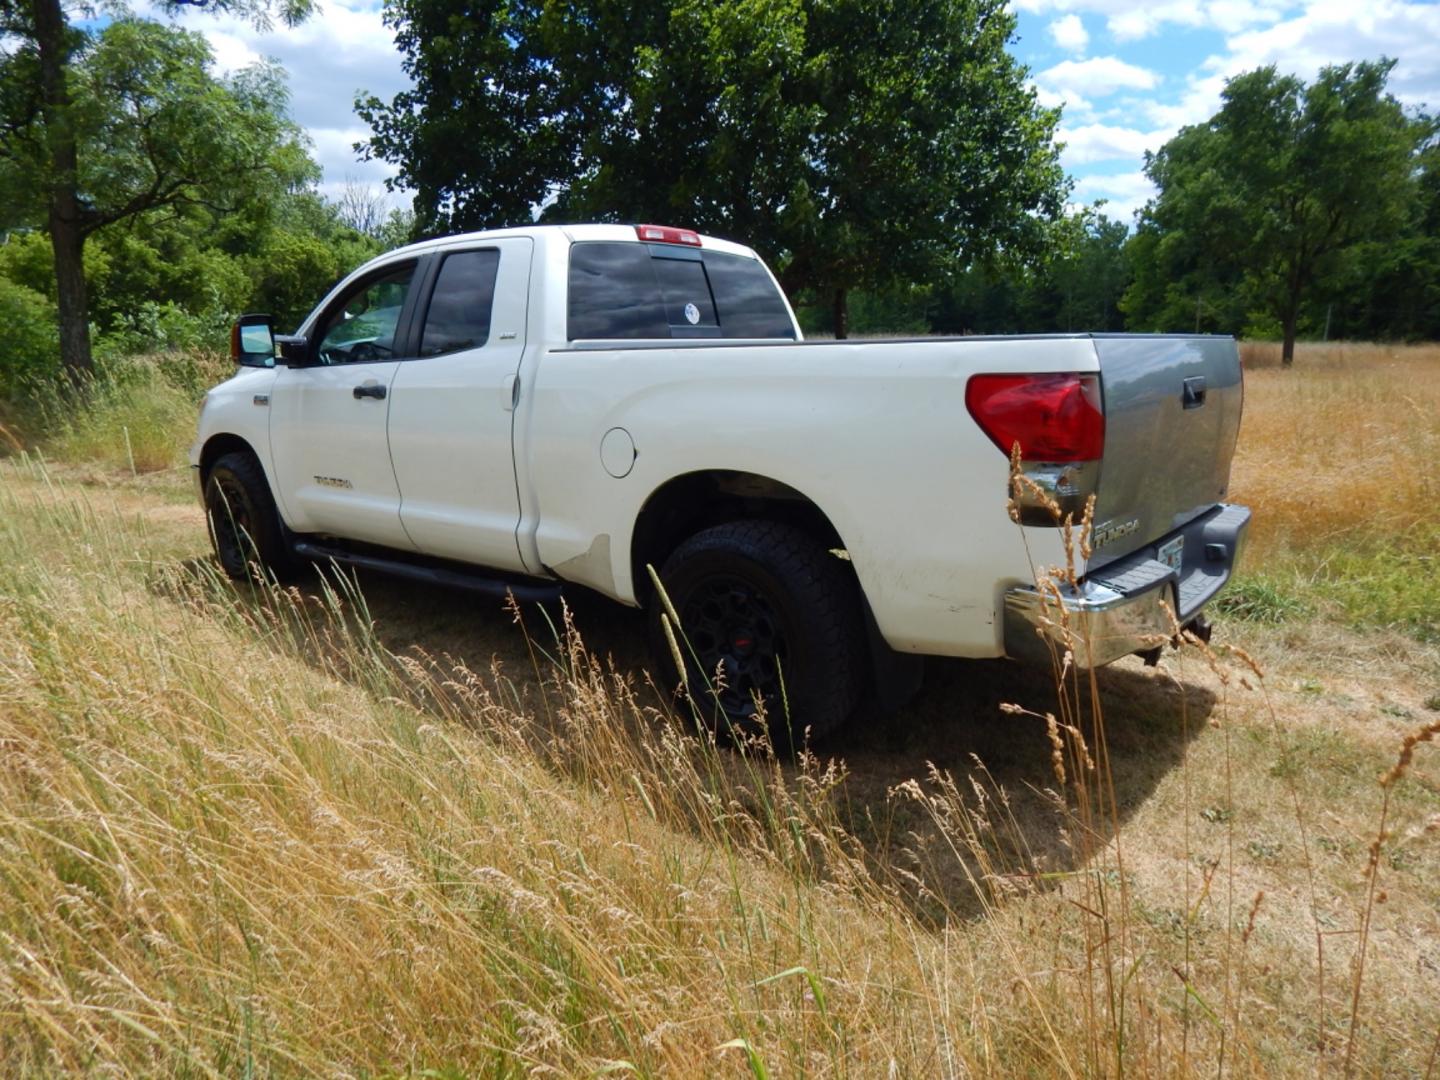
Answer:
[629, 469, 852, 606]
[198, 432, 262, 487]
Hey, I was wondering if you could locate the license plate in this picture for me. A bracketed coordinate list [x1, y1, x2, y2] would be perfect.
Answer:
[1158, 536, 1184, 573]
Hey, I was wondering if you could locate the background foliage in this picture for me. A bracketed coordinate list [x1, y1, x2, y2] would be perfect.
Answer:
[1122, 60, 1435, 364]
[0, 3, 1437, 405]
[0, 14, 399, 400]
[358, 0, 1071, 335]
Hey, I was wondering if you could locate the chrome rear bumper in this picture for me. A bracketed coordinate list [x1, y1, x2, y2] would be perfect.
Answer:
[1004, 503, 1251, 667]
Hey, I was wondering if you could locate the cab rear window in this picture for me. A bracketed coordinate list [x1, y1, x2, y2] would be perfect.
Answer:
[567, 242, 795, 341]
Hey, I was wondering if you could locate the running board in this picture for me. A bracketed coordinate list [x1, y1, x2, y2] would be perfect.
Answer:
[292, 541, 562, 603]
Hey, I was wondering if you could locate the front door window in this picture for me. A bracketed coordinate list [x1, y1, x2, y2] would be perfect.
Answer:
[316, 265, 414, 364]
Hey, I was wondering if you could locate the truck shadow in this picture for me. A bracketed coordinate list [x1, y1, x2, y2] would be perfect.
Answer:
[170, 559, 1217, 923]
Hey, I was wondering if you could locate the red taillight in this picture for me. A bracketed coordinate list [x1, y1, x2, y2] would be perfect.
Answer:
[635, 223, 702, 247]
[965, 372, 1105, 462]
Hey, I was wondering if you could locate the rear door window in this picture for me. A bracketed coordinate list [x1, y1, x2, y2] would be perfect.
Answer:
[656, 257, 717, 334]
[567, 241, 794, 341]
[701, 251, 795, 339]
[419, 249, 502, 357]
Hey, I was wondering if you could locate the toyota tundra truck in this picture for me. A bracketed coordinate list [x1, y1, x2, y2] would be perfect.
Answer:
[192, 223, 1249, 740]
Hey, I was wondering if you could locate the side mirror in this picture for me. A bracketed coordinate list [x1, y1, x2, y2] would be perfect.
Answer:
[231, 313, 276, 368]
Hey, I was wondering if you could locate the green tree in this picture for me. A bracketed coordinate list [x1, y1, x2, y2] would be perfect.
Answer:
[1, 179, 379, 369]
[358, 0, 1068, 337]
[0, 0, 312, 381]
[0, 277, 58, 397]
[1336, 118, 1440, 341]
[924, 208, 1128, 335]
[1050, 211, 1130, 332]
[1126, 60, 1427, 365]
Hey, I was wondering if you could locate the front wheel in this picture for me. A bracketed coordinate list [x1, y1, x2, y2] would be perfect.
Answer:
[649, 520, 865, 748]
[204, 451, 295, 582]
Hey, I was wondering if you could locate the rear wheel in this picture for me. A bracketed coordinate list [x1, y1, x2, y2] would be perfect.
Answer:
[204, 451, 295, 581]
[649, 520, 865, 748]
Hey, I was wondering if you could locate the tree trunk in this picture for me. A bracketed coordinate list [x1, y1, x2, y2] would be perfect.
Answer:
[32, 0, 94, 383]
[1280, 314, 1297, 367]
[50, 216, 91, 383]
[832, 287, 849, 340]
[1280, 286, 1300, 368]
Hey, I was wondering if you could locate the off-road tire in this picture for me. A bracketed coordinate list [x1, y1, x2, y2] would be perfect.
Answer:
[204, 451, 296, 582]
[649, 519, 865, 749]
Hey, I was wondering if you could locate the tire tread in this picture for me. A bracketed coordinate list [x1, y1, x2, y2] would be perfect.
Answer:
[657, 519, 864, 743]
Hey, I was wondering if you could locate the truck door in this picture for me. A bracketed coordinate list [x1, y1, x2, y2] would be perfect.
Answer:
[267, 260, 419, 551]
[386, 237, 533, 571]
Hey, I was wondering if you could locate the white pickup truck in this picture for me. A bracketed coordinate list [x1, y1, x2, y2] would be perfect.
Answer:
[193, 223, 1249, 740]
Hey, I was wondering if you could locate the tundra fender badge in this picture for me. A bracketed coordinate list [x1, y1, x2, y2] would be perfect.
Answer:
[313, 476, 353, 489]
[1091, 517, 1140, 549]
[253, 394, 269, 406]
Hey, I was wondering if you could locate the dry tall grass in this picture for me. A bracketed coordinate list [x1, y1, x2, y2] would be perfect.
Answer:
[1232, 341, 1440, 557]
[18, 350, 231, 474]
[1226, 342, 1440, 642]
[1, 341, 1437, 1076]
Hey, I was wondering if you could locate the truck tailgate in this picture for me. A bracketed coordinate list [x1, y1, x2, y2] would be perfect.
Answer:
[1087, 335, 1244, 572]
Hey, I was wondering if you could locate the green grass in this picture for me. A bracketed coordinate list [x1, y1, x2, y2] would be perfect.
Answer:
[45, 372, 199, 473]
[1219, 526, 1440, 643]
[1215, 574, 1313, 624]
[1316, 526, 1440, 643]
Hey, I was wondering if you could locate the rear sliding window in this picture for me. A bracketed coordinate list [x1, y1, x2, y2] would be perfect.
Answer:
[567, 242, 795, 341]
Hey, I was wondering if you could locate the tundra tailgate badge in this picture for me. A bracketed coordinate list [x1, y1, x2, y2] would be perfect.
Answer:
[1091, 517, 1140, 549]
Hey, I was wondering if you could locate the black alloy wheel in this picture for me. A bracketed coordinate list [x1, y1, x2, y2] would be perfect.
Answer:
[680, 573, 789, 719]
[651, 519, 865, 748]
[204, 451, 294, 582]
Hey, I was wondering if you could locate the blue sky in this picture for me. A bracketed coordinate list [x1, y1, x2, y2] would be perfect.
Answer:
[163, 0, 1440, 225]
[1009, 0, 1440, 220]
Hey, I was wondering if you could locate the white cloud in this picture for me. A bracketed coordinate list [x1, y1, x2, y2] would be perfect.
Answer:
[1210, 0, 1440, 110]
[1013, 0, 1290, 41]
[1070, 170, 1157, 222]
[1137, 72, 1230, 131]
[1036, 56, 1161, 97]
[1204, 0, 1295, 35]
[1034, 83, 1095, 121]
[1059, 123, 1168, 165]
[1019, 0, 1440, 233]
[308, 128, 401, 198]
[1106, 4, 1204, 41]
[156, 0, 412, 209]
[1048, 14, 1089, 53]
[203, 30, 263, 74]
[1120, 0, 1440, 139]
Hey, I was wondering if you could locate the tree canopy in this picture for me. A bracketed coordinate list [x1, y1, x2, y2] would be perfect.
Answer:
[0, 0, 316, 378]
[358, 0, 1070, 336]
[1123, 60, 1431, 364]
[0, 15, 396, 398]
[1, 20, 314, 232]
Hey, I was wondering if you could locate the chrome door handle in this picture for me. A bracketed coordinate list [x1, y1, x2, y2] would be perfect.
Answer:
[353, 383, 387, 400]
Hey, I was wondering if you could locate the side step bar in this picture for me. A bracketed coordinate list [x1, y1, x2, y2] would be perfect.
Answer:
[292, 541, 563, 603]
